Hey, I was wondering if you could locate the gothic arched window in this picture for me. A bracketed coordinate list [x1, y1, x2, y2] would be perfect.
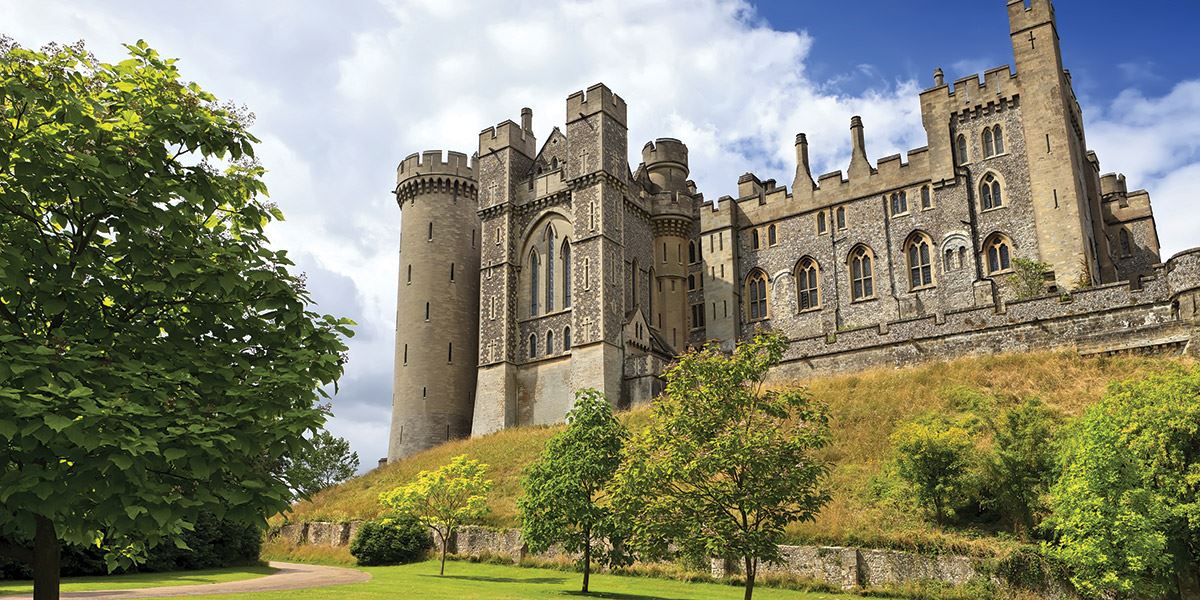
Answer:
[688, 274, 696, 291]
[906, 233, 934, 289]
[984, 233, 1013, 274]
[545, 225, 556, 312]
[563, 326, 572, 351]
[746, 270, 768, 320]
[992, 125, 1004, 154]
[836, 206, 847, 230]
[751, 229, 760, 250]
[1119, 228, 1132, 257]
[817, 211, 827, 234]
[956, 134, 968, 165]
[921, 185, 932, 209]
[529, 333, 538, 358]
[562, 239, 572, 308]
[983, 127, 995, 157]
[849, 245, 875, 301]
[546, 330, 554, 355]
[688, 241, 697, 264]
[796, 257, 820, 311]
[981, 173, 1003, 210]
[529, 250, 540, 316]
[768, 224, 778, 246]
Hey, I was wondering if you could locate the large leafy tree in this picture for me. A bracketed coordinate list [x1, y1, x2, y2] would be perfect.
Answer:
[519, 389, 629, 593]
[279, 430, 360, 500]
[612, 331, 831, 600]
[1046, 367, 1200, 598]
[380, 455, 491, 576]
[0, 39, 352, 598]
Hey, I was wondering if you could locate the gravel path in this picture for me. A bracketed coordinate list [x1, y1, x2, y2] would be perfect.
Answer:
[3, 561, 370, 599]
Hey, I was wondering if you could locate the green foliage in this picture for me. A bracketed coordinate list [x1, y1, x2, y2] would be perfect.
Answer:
[519, 389, 629, 592]
[980, 398, 1058, 538]
[0, 38, 353, 580]
[1046, 367, 1200, 598]
[890, 415, 977, 525]
[1007, 258, 1051, 300]
[349, 518, 431, 567]
[380, 455, 492, 575]
[612, 331, 831, 600]
[280, 430, 360, 500]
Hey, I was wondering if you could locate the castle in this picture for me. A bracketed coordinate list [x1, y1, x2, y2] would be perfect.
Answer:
[387, 0, 1200, 461]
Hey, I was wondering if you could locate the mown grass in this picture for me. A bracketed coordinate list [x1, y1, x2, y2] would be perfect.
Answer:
[277, 351, 1191, 559]
[0, 565, 275, 595]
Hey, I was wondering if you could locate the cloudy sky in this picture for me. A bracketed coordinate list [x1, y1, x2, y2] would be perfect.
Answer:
[4, 0, 1197, 468]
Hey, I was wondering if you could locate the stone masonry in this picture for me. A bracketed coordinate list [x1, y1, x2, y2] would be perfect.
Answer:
[387, 0, 1197, 460]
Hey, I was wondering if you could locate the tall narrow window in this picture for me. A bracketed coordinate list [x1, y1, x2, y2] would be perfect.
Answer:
[993, 125, 1004, 154]
[563, 327, 571, 350]
[768, 224, 778, 246]
[562, 240, 572, 308]
[746, 271, 768, 320]
[921, 185, 931, 209]
[448, 342, 453, 363]
[984, 234, 1013, 274]
[545, 226, 556, 312]
[1119, 228, 1132, 257]
[529, 250, 540, 316]
[691, 303, 706, 328]
[797, 257, 820, 311]
[471, 229, 476, 248]
[428, 222, 433, 241]
[450, 262, 455, 281]
[425, 302, 430, 320]
[688, 274, 696, 291]
[836, 206, 847, 230]
[890, 191, 908, 216]
[546, 330, 554, 354]
[981, 173, 1003, 210]
[407, 264, 411, 284]
[631, 260, 640, 307]
[944, 248, 955, 272]
[403, 344, 408, 364]
[529, 333, 537, 358]
[958, 247, 966, 269]
[906, 234, 934, 289]
[751, 229, 760, 250]
[849, 246, 875, 301]
[956, 134, 968, 165]
[689, 241, 697, 264]
[817, 212, 827, 234]
[983, 127, 995, 157]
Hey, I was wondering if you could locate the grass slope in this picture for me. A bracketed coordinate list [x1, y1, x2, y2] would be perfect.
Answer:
[282, 351, 1191, 557]
[181, 560, 857, 600]
[0, 565, 275, 595]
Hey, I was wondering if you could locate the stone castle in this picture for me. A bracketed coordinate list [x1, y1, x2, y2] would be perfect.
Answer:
[387, 0, 1200, 461]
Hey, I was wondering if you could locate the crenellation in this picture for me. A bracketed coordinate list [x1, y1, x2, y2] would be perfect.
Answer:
[387, 0, 1191, 457]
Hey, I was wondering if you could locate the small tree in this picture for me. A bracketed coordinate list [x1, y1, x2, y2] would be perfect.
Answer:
[519, 389, 628, 593]
[379, 455, 491, 575]
[612, 331, 831, 600]
[279, 430, 360, 499]
[983, 398, 1058, 537]
[1046, 367, 1200, 598]
[1008, 258, 1051, 300]
[890, 416, 977, 525]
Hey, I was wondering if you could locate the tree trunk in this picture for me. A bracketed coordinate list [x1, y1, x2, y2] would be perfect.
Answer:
[439, 529, 448, 576]
[742, 555, 756, 600]
[1171, 541, 1200, 599]
[33, 515, 59, 600]
[582, 523, 591, 593]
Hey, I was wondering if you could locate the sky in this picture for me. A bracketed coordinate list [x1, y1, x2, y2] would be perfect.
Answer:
[3, 0, 1198, 469]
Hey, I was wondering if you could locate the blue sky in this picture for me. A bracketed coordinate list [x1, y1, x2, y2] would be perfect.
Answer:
[4, 0, 1198, 468]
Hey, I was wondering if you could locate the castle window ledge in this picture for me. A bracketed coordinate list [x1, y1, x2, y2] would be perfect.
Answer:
[979, 205, 1009, 215]
[518, 308, 572, 324]
[797, 306, 822, 314]
[891, 211, 910, 219]
[850, 296, 878, 305]
[986, 268, 1015, 277]
[908, 284, 937, 293]
[983, 152, 1010, 160]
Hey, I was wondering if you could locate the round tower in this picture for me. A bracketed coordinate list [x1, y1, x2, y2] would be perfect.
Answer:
[388, 150, 480, 462]
[643, 139, 694, 351]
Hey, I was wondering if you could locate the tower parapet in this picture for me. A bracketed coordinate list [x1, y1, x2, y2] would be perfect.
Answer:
[642, 138, 689, 193]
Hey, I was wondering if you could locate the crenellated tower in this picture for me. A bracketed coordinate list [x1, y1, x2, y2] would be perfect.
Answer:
[643, 138, 694, 350]
[389, 151, 480, 461]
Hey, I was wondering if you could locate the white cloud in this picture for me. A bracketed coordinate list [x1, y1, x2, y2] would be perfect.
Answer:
[4, 0, 1196, 471]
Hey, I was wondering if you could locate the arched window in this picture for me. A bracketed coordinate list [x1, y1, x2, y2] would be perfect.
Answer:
[992, 125, 1004, 154]
[980, 173, 1003, 210]
[529, 333, 538, 358]
[958, 247, 966, 269]
[529, 250, 540, 316]
[563, 327, 572, 350]
[890, 191, 908, 216]
[921, 185, 931, 209]
[687, 274, 696, 291]
[817, 212, 827, 234]
[983, 233, 1013, 274]
[796, 257, 820, 311]
[751, 229, 760, 250]
[956, 134, 968, 165]
[562, 239, 571, 308]
[906, 233, 934, 289]
[746, 270, 768, 320]
[836, 206, 847, 230]
[1119, 228, 1132, 257]
[768, 224, 778, 246]
[545, 225, 556, 312]
[944, 248, 955, 271]
[546, 330, 554, 354]
[983, 127, 995, 157]
[849, 246, 875, 301]
[688, 241, 697, 264]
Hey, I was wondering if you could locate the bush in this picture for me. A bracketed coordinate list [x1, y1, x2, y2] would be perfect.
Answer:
[890, 415, 978, 525]
[349, 518, 431, 566]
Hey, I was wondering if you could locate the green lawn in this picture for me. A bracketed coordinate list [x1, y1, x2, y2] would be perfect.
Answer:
[0, 564, 276, 595]
[183, 560, 859, 600]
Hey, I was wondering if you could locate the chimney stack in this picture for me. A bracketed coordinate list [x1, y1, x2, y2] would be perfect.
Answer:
[521, 107, 533, 132]
[792, 133, 815, 193]
[848, 116, 871, 178]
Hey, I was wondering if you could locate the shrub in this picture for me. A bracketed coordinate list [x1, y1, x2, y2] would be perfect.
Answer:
[349, 518, 431, 566]
[980, 398, 1058, 538]
[1008, 258, 1051, 300]
[890, 415, 978, 525]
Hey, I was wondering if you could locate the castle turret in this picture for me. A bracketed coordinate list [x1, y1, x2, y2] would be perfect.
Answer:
[643, 138, 694, 350]
[388, 150, 480, 461]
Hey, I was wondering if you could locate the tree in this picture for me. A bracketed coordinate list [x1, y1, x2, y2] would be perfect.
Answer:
[279, 430, 360, 499]
[890, 415, 977, 525]
[981, 398, 1058, 537]
[612, 331, 831, 600]
[380, 455, 491, 576]
[1008, 258, 1051, 300]
[0, 39, 352, 599]
[519, 389, 629, 593]
[1046, 367, 1200, 598]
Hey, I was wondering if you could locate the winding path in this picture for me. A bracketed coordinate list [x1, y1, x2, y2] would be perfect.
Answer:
[4, 561, 370, 599]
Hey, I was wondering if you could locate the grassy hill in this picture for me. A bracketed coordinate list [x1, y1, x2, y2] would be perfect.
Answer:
[279, 350, 1192, 558]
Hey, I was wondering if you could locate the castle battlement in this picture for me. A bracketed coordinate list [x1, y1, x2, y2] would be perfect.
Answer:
[396, 150, 475, 183]
[478, 118, 535, 158]
[566, 83, 627, 126]
[1008, 0, 1055, 33]
[642, 138, 688, 170]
